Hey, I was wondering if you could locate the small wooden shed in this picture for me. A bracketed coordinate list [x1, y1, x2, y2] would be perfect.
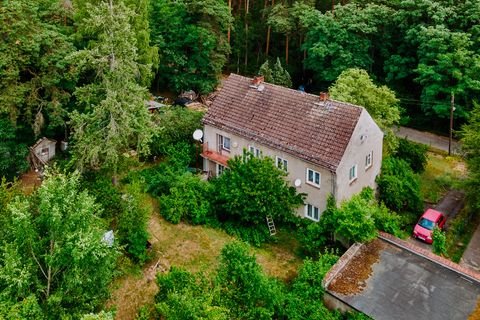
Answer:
[28, 137, 57, 171]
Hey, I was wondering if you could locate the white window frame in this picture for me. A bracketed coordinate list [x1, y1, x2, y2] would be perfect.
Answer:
[217, 134, 231, 152]
[248, 145, 261, 157]
[305, 204, 320, 222]
[349, 164, 358, 183]
[276, 156, 288, 171]
[216, 163, 226, 176]
[365, 151, 373, 170]
[306, 168, 321, 187]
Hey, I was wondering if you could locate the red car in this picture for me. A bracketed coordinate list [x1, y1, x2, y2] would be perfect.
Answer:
[412, 209, 446, 244]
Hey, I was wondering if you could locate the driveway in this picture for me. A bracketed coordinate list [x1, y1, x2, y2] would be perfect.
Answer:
[408, 190, 465, 251]
[461, 224, 480, 272]
[394, 126, 460, 154]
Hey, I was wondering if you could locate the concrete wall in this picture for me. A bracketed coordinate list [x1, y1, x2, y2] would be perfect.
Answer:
[203, 124, 335, 218]
[34, 139, 56, 164]
[335, 109, 383, 203]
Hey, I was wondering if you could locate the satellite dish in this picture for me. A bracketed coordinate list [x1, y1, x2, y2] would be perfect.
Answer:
[193, 129, 203, 141]
[294, 179, 302, 187]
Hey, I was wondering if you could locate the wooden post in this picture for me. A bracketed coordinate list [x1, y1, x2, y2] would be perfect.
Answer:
[449, 92, 454, 155]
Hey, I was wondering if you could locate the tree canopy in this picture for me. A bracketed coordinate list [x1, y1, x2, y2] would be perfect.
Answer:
[329, 68, 401, 152]
[69, 0, 153, 172]
[0, 171, 118, 319]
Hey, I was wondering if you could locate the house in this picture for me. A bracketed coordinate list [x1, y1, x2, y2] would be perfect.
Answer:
[28, 137, 57, 171]
[201, 74, 383, 220]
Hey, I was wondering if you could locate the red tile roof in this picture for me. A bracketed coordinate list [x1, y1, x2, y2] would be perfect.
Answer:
[203, 74, 363, 171]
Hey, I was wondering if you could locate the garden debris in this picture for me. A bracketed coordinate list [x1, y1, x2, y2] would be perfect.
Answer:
[328, 239, 386, 295]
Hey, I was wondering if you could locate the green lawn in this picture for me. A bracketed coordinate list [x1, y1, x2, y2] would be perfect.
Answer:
[419, 151, 466, 204]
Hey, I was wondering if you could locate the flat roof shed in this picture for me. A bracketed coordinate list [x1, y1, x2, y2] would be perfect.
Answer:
[324, 237, 480, 320]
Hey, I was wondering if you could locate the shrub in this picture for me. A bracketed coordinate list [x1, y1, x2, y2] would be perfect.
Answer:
[118, 182, 150, 263]
[284, 253, 341, 320]
[81, 173, 123, 222]
[150, 108, 203, 157]
[394, 138, 428, 173]
[221, 221, 270, 247]
[432, 227, 447, 256]
[216, 242, 286, 319]
[160, 173, 212, 224]
[377, 157, 423, 213]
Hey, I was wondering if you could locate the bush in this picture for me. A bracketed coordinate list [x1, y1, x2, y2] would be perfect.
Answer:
[221, 221, 271, 247]
[394, 138, 428, 173]
[377, 157, 423, 213]
[432, 227, 447, 256]
[284, 253, 341, 320]
[216, 242, 286, 319]
[81, 173, 123, 222]
[118, 183, 150, 263]
[150, 108, 203, 157]
[160, 173, 212, 224]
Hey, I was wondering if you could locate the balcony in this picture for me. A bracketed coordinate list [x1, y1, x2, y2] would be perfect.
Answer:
[200, 142, 230, 167]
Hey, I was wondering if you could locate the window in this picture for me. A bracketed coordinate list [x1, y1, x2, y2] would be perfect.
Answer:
[365, 151, 373, 169]
[276, 156, 288, 171]
[217, 134, 231, 152]
[40, 147, 49, 156]
[249, 145, 261, 157]
[349, 164, 357, 182]
[306, 168, 321, 187]
[217, 164, 226, 176]
[305, 204, 320, 221]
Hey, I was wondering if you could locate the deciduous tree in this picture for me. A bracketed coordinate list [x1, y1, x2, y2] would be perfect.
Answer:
[329, 68, 401, 153]
[0, 171, 118, 318]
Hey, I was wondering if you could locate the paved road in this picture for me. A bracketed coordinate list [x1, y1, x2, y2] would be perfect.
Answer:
[461, 223, 480, 272]
[394, 126, 460, 154]
[408, 190, 465, 251]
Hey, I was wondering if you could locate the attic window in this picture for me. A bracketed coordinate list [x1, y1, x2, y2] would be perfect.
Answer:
[40, 147, 49, 156]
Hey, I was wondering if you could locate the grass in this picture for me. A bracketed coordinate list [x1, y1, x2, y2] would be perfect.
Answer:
[107, 195, 303, 320]
[445, 206, 480, 263]
[419, 151, 466, 204]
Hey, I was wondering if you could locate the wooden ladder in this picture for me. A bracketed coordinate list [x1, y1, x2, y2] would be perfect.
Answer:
[266, 215, 276, 236]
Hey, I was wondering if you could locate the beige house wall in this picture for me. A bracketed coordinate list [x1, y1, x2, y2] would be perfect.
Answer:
[334, 109, 384, 204]
[203, 125, 335, 220]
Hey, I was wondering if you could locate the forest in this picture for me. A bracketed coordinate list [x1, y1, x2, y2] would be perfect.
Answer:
[1, 0, 480, 319]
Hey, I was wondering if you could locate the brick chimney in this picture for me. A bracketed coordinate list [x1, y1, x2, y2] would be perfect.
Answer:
[319, 92, 329, 101]
[252, 75, 264, 86]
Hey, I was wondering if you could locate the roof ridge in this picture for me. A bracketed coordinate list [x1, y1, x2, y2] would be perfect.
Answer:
[227, 73, 364, 111]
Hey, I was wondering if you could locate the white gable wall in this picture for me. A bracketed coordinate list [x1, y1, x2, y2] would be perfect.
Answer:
[335, 109, 383, 204]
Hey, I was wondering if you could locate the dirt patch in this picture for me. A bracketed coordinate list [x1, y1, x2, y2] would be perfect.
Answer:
[469, 298, 480, 320]
[328, 239, 386, 295]
[19, 170, 42, 194]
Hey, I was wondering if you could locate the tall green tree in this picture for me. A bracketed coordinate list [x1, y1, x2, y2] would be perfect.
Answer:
[73, 0, 158, 87]
[0, 0, 76, 136]
[150, 0, 232, 94]
[0, 119, 29, 181]
[258, 58, 292, 88]
[329, 68, 401, 153]
[69, 0, 153, 173]
[461, 102, 480, 212]
[415, 26, 480, 120]
[0, 171, 118, 319]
